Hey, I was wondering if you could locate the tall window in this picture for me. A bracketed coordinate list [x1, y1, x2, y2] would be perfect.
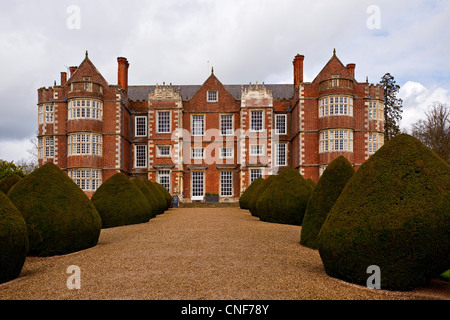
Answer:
[68, 133, 102, 156]
[250, 110, 263, 132]
[192, 171, 204, 199]
[368, 101, 383, 120]
[192, 115, 205, 136]
[275, 143, 287, 166]
[39, 105, 54, 124]
[207, 90, 218, 102]
[135, 145, 147, 168]
[319, 96, 353, 117]
[39, 136, 54, 158]
[220, 114, 233, 135]
[135, 116, 147, 137]
[275, 114, 287, 134]
[250, 169, 262, 184]
[319, 129, 354, 153]
[68, 99, 103, 120]
[220, 171, 233, 197]
[158, 111, 171, 133]
[158, 170, 171, 192]
[68, 169, 102, 191]
[368, 133, 384, 154]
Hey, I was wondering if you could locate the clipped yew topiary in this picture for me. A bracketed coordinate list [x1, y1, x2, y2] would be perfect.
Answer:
[0, 192, 29, 283]
[248, 175, 277, 217]
[8, 163, 101, 257]
[133, 178, 158, 219]
[154, 182, 172, 210]
[318, 134, 450, 291]
[300, 156, 354, 249]
[306, 178, 316, 190]
[143, 180, 167, 215]
[91, 173, 153, 228]
[239, 177, 264, 210]
[256, 167, 313, 225]
[0, 174, 22, 195]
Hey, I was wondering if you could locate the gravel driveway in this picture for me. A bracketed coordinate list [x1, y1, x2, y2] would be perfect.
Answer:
[0, 207, 448, 300]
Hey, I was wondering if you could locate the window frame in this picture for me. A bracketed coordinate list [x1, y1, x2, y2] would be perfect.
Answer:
[219, 146, 234, 159]
[249, 168, 262, 184]
[134, 144, 147, 168]
[275, 143, 287, 166]
[135, 116, 148, 137]
[158, 170, 171, 192]
[275, 114, 287, 135]
[249, 144, 264, 156]
[250, 110, 264, 132]
[207, 90, 218, 103]
[191, 114, 205, 137]
[156, 145, 171, 158]
[191, 171, 205, 200]
[191, 147, 205, 160]
[220, 171, 233, 197]
[157, 111, 171, 134]
[220, 114, 234, 136]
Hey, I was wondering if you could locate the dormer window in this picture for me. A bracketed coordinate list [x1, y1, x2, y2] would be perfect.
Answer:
[331, 75, 339, 87]
[207, 90, 218, 102]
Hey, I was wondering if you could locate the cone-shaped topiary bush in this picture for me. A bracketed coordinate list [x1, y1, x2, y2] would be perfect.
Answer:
[318, 134, 450, 291]
[306, 178, 316, 190]
[132, 178, 158, 219]
[300, 156, 354, 249]
[248, 175, 277, 217]
[0, 192, 29, 283]
[256, 167, 313, 225]
[8, 163, 101, 257]
[0, 174, 22, 195]
[154, 182, 172, 210]
[143, 180, 167, 215]
[91, 173, 152, 228]
[239, 177, 265, 210]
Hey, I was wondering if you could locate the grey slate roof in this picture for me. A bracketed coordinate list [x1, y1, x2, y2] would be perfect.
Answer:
[128, 84, 294, 101]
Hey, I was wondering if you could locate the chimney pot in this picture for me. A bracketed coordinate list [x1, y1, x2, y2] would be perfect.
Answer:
[293, 54, 304, 90]
[69, 66, 78, 77]
[117, 57, 129, 93]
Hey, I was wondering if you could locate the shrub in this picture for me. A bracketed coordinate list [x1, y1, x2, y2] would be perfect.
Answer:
[300, 156, 354, 249]
[0, 174, 22, 194]
[239, 177, 264, 210]
[154, 182, 172, 210]
[91, 173, 152, 228]
[143, 180, 167, 214]
[8, 163, 101, 256]
[132, 178, 158, 219]
[248, 175, 277, 217]
[306, 178, 316, 190]
[256, 167, 313, 225]
[318, 134, 450, 291]
[0, 192, 29, 283]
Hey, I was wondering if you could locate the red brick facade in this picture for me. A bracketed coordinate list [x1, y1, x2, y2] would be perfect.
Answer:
[37, 50, 384, 201]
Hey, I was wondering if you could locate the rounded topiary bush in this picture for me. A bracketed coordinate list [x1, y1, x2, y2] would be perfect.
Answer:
[0, 174, 22, 195]
[255, 167, 313, 225]
[8, 163, 102, 257]
[248, 175, 277, 217]
[133, 178, 158, 219]
[91, 173, 152, 228]
[300, 156, 354, 249]
[143, 180, 167, 215]
[154, 182, 172, 210]
[318, 134, 450, 291]
[239, 177, 264, 210]
[0, 192, 29, 283]
[306, 178, 316, 190]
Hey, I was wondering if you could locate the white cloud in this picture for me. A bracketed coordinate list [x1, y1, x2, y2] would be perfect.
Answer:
[0, 137, 36, 163]
[399, 81, 450, 132]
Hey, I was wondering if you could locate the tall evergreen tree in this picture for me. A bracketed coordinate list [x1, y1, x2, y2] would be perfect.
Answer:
[379, 73, 403, 141]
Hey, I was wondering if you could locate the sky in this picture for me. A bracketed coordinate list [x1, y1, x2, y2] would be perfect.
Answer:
[0, 0, 449, 163]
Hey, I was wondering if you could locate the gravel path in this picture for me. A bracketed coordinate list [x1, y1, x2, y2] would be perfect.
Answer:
[0, 207, 448, 300]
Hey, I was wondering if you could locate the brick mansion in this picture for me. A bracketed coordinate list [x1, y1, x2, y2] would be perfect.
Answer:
[37, 50, 385, 202]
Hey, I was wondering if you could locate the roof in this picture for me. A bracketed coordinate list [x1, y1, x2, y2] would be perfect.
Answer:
[128, 84, 294, 101]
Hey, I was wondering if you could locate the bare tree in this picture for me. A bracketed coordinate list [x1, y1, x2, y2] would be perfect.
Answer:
[411, 102, 450, 164]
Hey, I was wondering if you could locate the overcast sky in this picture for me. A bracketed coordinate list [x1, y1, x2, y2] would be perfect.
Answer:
[0, 0, 449, 163]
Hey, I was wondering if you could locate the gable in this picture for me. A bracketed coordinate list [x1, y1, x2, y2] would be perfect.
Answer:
[65, 52, 109, 87]
[312, 51, 354, 84]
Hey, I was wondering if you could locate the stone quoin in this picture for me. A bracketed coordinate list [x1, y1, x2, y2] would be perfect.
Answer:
[37, 49, 384, 202]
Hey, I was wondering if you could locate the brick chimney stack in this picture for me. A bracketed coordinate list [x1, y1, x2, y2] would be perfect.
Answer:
[69, 66, 78, 77]
[117, 57, 129, 93]
[346, 63, 356, 78]
[61, 72, 67, 86]
[293, 54, 304, 89]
